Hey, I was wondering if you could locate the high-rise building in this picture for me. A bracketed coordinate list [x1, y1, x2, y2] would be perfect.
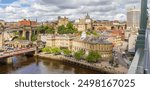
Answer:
[127, 8, 140, 29]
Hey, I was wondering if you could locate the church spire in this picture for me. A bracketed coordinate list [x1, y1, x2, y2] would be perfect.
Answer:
[85, 13, 90, 19]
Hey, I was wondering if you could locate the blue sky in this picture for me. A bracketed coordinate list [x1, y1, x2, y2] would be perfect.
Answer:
[1, 0, 17, 4]
[0, 0, 148, 22]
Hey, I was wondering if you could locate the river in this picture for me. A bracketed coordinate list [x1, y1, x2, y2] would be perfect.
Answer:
[0, 55, 101, 74]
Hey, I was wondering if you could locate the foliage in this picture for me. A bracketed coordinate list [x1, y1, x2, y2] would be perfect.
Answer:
[51, 47, 61, 55]
[14, 32, 19, 36]
[86, 31, 99, 36]
[42, 47, 62, 55]
[19, 36, 26, 40]
[46, 28, 55, 34]
[36, 26, 44, 34]
[62, 49, 72, 56]
[86, 31, 91, 35]
[36, 25, 55, 34]
[86, 51, 101, 63]
[42, 47, 51, 53]
[93, 31, 99, 36]
[31, 33, 37, 41]
[58, 25, 66, 34]
[74, 50, 85, 60]
[57, 22, 77, 34]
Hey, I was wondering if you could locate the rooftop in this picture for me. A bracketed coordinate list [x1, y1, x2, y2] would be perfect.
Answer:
[75, 36, 112, 45]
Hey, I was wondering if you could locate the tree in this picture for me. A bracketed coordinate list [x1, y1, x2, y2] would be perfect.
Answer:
[36, 25, 45, 34]
[46, 27, 55, 34]
[51, 47, 61, 55]
[57, 22, 77, 34]
[86, 51, 101, 63]
[31, 33, 37, 41]
[74, 50, 85, 60]
[19, 36, 26, 40]
[58, 25, 66, 34]
[14, 31, 19, 36]
[42, 47, 51, 53]
[62, 49, 72, 56]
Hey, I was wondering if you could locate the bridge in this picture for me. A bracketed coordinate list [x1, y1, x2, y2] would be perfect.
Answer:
[0, 47, 37, 59]
[128, 0, 150, 74]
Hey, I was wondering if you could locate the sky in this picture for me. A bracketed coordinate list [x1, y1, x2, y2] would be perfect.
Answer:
[0, 0, 149, 22]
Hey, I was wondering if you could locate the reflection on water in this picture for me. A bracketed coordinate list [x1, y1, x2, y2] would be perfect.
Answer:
[0, 55, 100, 74]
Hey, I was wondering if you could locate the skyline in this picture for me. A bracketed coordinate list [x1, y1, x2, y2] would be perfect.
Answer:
[0, 0, 148, 22]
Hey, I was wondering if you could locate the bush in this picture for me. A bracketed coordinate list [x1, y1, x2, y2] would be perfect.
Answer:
[74, 50, 85, 60]
[19, 36, 26, 40]
[86, 51, 101, 63]
[42, 47, 51, 53]
[62, 49, 72, 56]
[51, 47, 61, 55]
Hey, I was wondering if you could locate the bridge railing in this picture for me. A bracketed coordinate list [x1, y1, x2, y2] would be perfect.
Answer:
[128, 49, 143, 74]
[143, 29, 150, 74]
[128, 29, 150, 74]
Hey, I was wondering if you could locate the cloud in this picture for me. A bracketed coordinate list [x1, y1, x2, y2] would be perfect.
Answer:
[0, 0, 149, 22]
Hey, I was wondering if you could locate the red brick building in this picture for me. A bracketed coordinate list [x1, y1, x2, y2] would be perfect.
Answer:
[18, 19, 37, 27]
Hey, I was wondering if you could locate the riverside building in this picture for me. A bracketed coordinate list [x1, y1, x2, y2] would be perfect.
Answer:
[41, 34, 113, 60]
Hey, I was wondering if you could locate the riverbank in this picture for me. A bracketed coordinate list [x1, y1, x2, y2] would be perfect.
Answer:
[37, 53, 128, 74]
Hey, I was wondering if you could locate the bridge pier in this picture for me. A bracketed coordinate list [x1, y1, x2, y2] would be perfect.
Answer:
[34, 46, 38, 56]
[6, 57, 13, 64]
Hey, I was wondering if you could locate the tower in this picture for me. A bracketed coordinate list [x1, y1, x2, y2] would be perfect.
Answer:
[85, 13, 90, 19]
[127, 8, 140, 29]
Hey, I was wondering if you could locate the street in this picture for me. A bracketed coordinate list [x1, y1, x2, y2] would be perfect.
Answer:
[113, 46, 129, 68]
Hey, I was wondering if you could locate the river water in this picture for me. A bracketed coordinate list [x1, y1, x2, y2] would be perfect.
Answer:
[0, 55, 101, 74]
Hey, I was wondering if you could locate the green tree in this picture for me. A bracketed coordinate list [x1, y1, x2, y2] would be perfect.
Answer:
[19, 36, 26, 40]
[62, 49, 72, 56]
[46, 27, 55, 34]
[66, 22, 77, 34]
[57, 22, 77, 34]
[36, 25, 55, 34]
[92, 31, 99, 36]
[42, 47, 51, 53]
[36, 25, 44, 34]
[86, 51, 101, 63]
[14, 31, 19, 36]
[74, 50, 85, 60]
[51, 47, 61, 55]
[58, 25, 66, 34]
[31, 33, 37, 41]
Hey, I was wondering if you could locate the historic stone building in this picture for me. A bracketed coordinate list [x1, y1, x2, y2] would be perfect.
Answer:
[72, 37, 113, 59]
[18, 19, 37, 27]
[41, 34, 113, 59]
[57, 16, 69, 27]
[45, 34, 73, 50]
[93, 20, 113, 31]
[74, 13, 93, 32]
[5, 22, 18, 29]
[18, 19, 37, 41]
[5, 40, 33, 49]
